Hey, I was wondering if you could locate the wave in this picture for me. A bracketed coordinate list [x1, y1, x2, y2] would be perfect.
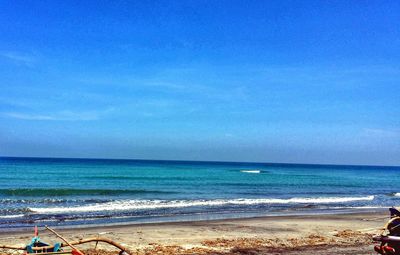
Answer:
[0, 188, 173, 197]
[240, 170, 261, 174]
[0, 198, 114, 205]
[390, 193, 400, 197]
[29, 195, 375, 214]
[0, 214, 24, 219]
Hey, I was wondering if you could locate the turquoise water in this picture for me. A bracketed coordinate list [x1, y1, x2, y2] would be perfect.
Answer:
[0, 157, 399, 229]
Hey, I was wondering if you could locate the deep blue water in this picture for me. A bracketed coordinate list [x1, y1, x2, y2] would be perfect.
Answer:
[0, 157, 399, 229]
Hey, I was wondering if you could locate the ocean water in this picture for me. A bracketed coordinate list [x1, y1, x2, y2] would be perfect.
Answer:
[0, 157, 399, 229]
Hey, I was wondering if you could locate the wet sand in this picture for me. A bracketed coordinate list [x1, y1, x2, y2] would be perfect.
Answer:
[0, 212, 388, 254]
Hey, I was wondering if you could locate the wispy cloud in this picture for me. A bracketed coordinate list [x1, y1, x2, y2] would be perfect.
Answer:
[3, 108, 114, 121]
[78, 75, 249, 104]
[360, 128, 400, 139]
[78, 76, 187, 91]
[0, 51, 36, 66]
[256, 65, 400, 86]
[143, 81, 186, 90]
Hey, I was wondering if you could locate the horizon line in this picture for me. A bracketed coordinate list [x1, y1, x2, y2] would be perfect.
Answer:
[0, 155, 398, 168]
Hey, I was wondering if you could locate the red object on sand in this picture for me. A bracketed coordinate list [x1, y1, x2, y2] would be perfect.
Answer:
[375, 245, 384, 254]
[385, 246, 396, 253]
[374, 245, 396, 255]
[72, 249, 84, 255]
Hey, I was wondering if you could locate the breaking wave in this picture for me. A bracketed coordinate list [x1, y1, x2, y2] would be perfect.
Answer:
[29, 195, 374, 214]
[240, 170, 261, 174]
[0, 214, 24, 219]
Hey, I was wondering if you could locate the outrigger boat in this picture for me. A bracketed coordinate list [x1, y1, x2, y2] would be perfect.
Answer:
[373, 207, 400, 255]
[0, 226, 132, 255]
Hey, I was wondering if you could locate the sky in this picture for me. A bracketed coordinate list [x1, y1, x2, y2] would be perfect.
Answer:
[0, 1, 399, 166]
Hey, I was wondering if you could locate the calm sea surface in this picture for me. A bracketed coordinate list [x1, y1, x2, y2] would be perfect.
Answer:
[0, 157, 398, 229]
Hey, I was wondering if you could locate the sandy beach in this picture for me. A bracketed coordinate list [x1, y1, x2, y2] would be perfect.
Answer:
[0, 211, 388, 254]
[1, 0, 398, 254]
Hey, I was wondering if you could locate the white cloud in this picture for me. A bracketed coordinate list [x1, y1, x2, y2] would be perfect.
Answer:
[0, 51, 36, 66]
[2, 108, 114, 121]
[360, 128, 400, 138]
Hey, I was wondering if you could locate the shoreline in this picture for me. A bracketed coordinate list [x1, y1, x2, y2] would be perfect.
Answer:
[0, 210, 389, 254]
[0, 207, 388, 233]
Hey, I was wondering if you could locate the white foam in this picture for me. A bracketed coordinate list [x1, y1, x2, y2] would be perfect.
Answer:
[29, 195, 375, 214]
[241, 170, 261, 174]
[393, 193, 400, 197]
[0, 214, 24, 219]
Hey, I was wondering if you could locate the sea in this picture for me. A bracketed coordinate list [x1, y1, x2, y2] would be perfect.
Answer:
[0, 157, 399, 230]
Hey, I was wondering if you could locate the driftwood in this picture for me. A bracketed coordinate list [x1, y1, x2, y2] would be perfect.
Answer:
[67, 237, 131, 254]
[0, 244, 25, 250]
[0, 237, 132, 255]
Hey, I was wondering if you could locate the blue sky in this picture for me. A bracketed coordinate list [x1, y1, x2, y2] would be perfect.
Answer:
[0, 1, 399, 165]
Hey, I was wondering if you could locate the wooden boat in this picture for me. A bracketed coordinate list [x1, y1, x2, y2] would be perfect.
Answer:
[0, 226, 132, 255]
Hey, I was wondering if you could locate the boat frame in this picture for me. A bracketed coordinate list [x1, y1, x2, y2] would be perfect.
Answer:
[0, 227, 132, 255]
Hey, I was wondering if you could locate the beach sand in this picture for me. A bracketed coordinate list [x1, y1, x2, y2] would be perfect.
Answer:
[0, 212, 388, 254]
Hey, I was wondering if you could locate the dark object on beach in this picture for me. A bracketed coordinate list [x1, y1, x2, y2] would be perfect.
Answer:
[0, 226, 132, 255]
[390, 208, 400, 217]
[373, 207, 400, 255]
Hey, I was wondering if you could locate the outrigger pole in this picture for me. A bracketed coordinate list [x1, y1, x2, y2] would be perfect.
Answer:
[0, 226, 133, 255]
[45, 226, 84, 255]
